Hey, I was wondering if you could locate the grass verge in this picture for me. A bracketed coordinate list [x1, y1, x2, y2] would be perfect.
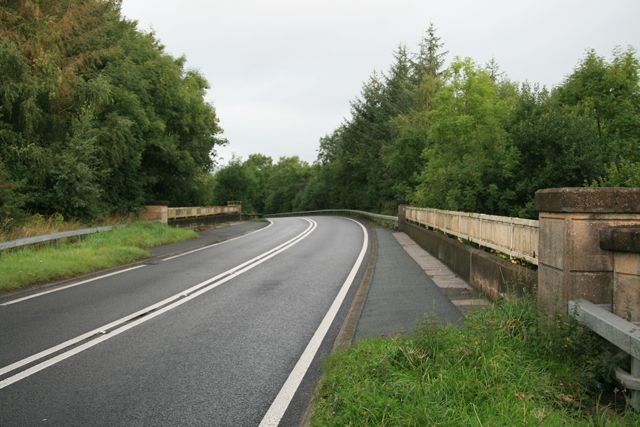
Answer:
[0, 222, 196, 292]
[0, 212, 138, 242]
[311, 298, 639, 426]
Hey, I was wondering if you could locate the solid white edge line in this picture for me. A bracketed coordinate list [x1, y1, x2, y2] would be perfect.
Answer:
[259, 218, 369, 427]
[0, 265, 147, 306]
[0, 218, 317, 388]
[1, 219, 275, 306]
[162, 219, 274, 261]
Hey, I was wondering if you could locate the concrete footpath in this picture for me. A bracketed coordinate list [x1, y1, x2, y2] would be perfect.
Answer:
[354, 227, 490, 341]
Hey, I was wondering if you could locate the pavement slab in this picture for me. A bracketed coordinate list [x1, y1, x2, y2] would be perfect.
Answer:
[393, 231, 492, 316]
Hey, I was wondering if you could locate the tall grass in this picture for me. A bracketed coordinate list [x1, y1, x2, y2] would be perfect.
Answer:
[0, 222, 196, 292]
[0, 212, 140, 242]
[312, 298, 638, 426]
[0, 213, 85, 242]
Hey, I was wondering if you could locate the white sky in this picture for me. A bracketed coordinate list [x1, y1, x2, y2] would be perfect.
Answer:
[120, 0, 640, 165]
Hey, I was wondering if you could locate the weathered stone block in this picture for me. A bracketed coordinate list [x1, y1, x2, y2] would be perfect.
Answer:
[539, 215, 565, 270]
[601, 226, 640, 253]
[567, 219, 614, 272]
[535, 187, 640, 213]
[470, 251, 537, 299]
[566, 272, 612, 305]
[613, 273, 640, 322]
[614, 252, 640, 276]
[537, 266, 564, 317]
[141, 204, 168, 224]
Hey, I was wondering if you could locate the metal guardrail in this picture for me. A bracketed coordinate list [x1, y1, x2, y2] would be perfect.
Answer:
[569, 299, 640, 410]
[0, 226, 116, 252]
[265, 209, 398, 223]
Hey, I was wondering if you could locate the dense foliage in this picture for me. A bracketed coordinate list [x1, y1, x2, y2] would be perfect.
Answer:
[213, 25, 639, 217]
[0, 0, 224, 228]
[2, 8, 637, 222]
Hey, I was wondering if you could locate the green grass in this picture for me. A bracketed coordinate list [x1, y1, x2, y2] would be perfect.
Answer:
[0, 222, 197, 292]
[312, 298, 639, 426]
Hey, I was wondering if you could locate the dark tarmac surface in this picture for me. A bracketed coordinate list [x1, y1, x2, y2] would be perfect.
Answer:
[355, 227, 463, 341]
[0, 218, 466, 426]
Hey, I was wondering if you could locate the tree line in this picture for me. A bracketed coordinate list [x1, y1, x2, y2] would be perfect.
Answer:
[2, 8, 638, 228]
[214, 25, 639, 218]
[0, 0, 224, 229]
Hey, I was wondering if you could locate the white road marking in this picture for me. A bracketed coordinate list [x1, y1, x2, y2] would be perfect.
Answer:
[259, 218, 369, 427]
[0, 220, 274, 306]
[0, 219, 316, 386]
[0, 266, 147, 306]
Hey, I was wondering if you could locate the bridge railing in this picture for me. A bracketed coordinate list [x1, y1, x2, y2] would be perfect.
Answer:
[167, 205, 241, 220]
[403, 206, 539, 265]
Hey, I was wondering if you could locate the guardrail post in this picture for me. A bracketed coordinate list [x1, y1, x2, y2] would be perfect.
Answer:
[535, 188, 640, 319]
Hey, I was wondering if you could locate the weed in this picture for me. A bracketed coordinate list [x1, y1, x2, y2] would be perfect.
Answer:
[311, 298, 639, 426]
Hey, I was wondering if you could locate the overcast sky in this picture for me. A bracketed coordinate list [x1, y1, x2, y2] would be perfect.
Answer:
[120, 0, 640, 165]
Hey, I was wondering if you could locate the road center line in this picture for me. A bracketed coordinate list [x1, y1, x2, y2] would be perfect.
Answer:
[0, 219, 316, 386]
[259, 218, 369, 427]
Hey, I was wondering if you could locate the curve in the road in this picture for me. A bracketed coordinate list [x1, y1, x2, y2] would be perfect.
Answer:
[0, 216, 370, 426]
[259, 218, 368, 427]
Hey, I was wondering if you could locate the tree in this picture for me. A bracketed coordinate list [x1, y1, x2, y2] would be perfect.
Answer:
[48, 110, 105, 219]
[556, 48, 640, 186]
[413, 59, 518, 214]
[264, 157, 311, 213]
[243, 154, 273, 213]
[211, 157, 256, 209]
[509, 85, 603, 217]
[412, 23, 447, 83]
[0, 0, 225, 223]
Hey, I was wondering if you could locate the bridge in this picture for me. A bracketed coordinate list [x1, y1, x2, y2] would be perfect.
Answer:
[0, 187, 638, 424]
[140, 187, 640, 411]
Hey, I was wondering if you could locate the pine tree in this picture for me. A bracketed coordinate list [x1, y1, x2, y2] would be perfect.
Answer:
[412, 23, 447, 83]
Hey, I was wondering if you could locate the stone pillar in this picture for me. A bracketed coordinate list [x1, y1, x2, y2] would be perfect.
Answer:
[397, 204, 407, 231]
[141, 201, 169, 224]
[600, 226, 640, 322]
[535, 188, 640, 319]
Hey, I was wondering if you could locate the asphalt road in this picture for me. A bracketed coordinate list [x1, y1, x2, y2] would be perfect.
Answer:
[0, 216, 369, 426]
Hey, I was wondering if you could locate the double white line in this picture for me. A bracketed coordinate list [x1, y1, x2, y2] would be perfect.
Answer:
[0, 218, 317, 390]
